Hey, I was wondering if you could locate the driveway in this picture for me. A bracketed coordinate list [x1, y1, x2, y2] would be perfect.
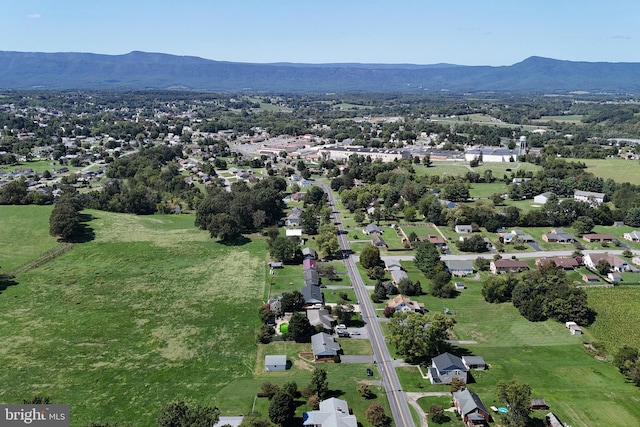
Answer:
[340, 355, 374, 363]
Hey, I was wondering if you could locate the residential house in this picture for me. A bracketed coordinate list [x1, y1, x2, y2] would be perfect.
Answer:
[286, 228, 303, 238]
[623, 231, 640, 242]
[301, 284, 323, 305]
[290, 192, 305, 202]
[286, 207, 303, 226]
[533, 192, 553, 204]
[307, 309, 334, 331]
[462, 356, 487, 371]
[574, 190, 606, 206]
[453, 388, 491, 425]
[426, 235, 447, 247]
[607, 272, 622, 283]
[583, 252, 630, 272]
[303, 398, 357, 427]
[304, 270, 320, 286]
[445, 260, 475, 277]
[510, 229, 535, 242]
[390, 269, 409, 285]
[384, 259, 403, 271]
[455, 225, 473, 233]
[582, 233, 617, 243]
[386, 295, 424, 314]
[490, 259, 529, 274]
[536, 257, 578, 270]
[303, 258, 317, 271]
[541, 229, 576, 243]
[439, 199, 456, 209]
[512, 177, 531, 185]
[302, 247, 317, 260]
[371, 234, 388, 249]
[427, 352, 468, 385]
[265, 355, 287, 371]
[311, 332, 342, 361]
[363, 223, 383, 235]
[582, 274, 600, 283]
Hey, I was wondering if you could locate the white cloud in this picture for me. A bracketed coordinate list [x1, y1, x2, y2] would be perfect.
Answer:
[27, 13, 41, 19]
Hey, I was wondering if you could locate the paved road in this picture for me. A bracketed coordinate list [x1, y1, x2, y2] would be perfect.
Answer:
[321, 183, 416, 427]
[368, 248, 636, 264]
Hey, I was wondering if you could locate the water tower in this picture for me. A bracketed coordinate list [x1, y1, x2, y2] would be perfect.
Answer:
[519, 135, 527, 156]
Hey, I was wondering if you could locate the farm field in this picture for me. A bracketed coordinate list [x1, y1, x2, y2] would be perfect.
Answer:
[0, 207, 267, 426]
[581, 158, 640, 185]
[0, 205, 63, 271]
[586, 286, 640, 352]
[388, 266, 640, 426]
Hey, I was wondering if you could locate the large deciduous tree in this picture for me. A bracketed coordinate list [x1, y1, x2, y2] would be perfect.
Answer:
[360, 244, 382, 270]
[497, 380, 532, 427]
[388, 312, 453, 363]
[310, 367, 329, 399]
[157, 401, 220, 427]
[49, 201, 82, 242]
[268, 390, 295, 426]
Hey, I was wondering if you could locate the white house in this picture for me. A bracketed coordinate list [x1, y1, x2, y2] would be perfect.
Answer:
[574, 190, 606, 206]
[455, 224, 473, 233]
[583, 252, 630, 272]
[303, 398, 357, 427]
[624, 231, 640, 242]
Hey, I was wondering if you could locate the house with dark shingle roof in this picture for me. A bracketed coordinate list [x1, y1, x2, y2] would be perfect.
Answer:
[427, 352, 468, 384]
[490, 259, 529, 274]
[311, 332, 342, 360]
[453, 388, 491, 425]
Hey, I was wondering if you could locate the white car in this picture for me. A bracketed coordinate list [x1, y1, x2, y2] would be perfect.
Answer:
[336, 324, 347, 329]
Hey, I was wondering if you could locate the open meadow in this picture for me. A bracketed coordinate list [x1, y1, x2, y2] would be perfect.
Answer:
[0, 207, 267, 426]
[581, 158, 640, 185]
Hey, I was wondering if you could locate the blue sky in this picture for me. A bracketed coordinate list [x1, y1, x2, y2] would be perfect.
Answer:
[2, 0, 638, 65]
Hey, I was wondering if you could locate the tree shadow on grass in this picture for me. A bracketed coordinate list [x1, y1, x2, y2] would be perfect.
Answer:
[71, 222, 96, 243]
[220, 235, 252, 246]
[0, 275, 18, 295]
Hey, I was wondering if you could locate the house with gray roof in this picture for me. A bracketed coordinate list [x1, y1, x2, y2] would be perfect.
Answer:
[307, 308, 334, 331]
[574, 190, 606, 206]
[302, 247, 317, 259]
[445, 259, 475, 276]
[363, 223, 383, 235]
[624, 230, 640, 242]
[302, 284, 323, 305]
[304, 270, 320, 286]
[303, 397, 357, 427]
[286, 207, 303, 226]
[311, 332, 342, 361]
[371, 234, 387, 248]
[427, 352, 468, 384]
[453, 388, 491, 425]
[390, 269, 409, 285]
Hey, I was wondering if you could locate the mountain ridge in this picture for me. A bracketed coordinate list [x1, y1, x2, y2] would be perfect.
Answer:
[1, 50, 639, 93]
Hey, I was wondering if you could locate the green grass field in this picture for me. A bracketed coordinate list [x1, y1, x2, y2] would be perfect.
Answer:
[581, 158, 640, 185]
[389, 265, 640, 426]
[0, 208, 267, 426]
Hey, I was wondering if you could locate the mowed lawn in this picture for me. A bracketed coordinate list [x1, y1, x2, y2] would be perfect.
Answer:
[390, 268, 640, 427]
[581, 158, 640, 185]
[0, 208, 266, 426]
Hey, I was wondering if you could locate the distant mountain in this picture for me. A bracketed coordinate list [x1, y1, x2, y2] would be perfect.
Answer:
[1, 51, 639, 93]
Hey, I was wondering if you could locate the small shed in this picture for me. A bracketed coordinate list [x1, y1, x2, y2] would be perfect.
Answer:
[530, 398, 549, 410]
[454, 282, 466, 290]
[265, 354, 287, 371]
[462, 355, 487, 371]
